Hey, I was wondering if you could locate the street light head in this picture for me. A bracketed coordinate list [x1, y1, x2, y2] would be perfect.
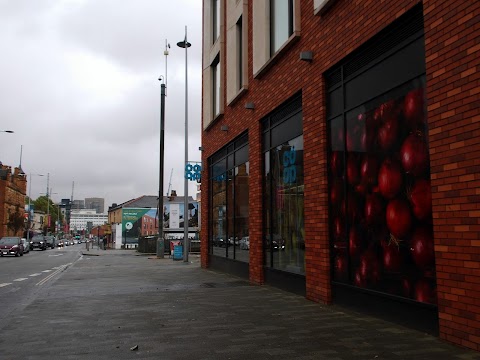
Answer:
[1, 130, 14, 133]
[177, 41, 191, 48]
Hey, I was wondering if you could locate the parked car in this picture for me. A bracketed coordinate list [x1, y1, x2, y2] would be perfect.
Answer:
[239, 236, 250, 250]
[20, 238, 30, 254]
[57, 239, 64, 247]
[30, 235, 47, 251]
[0, 236, 24, 257]
[45, 235, 56, 249]
[213, 237, 225, 247]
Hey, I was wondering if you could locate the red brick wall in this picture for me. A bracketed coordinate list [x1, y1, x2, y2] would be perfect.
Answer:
[423, 0, 480, 351]
[201, 0, 479, 351]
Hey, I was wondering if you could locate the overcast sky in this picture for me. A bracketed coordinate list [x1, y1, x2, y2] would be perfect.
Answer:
[0, 0, 203, 210]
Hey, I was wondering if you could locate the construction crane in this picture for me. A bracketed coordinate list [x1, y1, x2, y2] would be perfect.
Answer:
[167, 168, 173, 196]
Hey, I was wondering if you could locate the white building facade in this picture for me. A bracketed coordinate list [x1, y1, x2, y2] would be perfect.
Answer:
[69, 210, 107, 231]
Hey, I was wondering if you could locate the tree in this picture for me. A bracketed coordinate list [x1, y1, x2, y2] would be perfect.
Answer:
[7, 206, 25, 236]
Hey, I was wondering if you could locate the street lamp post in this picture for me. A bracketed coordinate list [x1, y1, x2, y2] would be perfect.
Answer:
[27, 173, 44, 244]
[177, 26, 191, 263]
[157, 76, 166, 259]
[1, 130, 14, 133]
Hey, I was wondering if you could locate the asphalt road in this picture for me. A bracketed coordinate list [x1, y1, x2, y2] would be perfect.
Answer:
[0, 243, 82, 331]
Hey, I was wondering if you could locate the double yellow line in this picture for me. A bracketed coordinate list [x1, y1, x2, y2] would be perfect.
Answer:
[36, 263, 72, 286]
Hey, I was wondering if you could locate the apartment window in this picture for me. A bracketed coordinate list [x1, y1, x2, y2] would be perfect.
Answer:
[212, 0, 220, 43]
[212, 56, 221, 117]
[271, 0, 294, 54]
[236, 15, 243, 90]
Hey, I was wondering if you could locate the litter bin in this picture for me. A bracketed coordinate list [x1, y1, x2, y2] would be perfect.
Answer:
[173, 245, 183, 261]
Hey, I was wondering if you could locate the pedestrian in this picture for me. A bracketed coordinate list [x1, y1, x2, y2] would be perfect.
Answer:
[86, 238, 90, 251]
[103, 237, 107, 250]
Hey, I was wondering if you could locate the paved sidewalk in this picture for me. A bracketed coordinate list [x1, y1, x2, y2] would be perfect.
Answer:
[1, 249, 479, 359]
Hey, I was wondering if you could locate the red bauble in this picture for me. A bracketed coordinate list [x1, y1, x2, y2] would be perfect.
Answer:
[330, 151, 344, 176]
[378, 159, 403, 199]
[365, 193, 384, 225]
[382, 243, 403, 272]
[386, 199, 412, 239]
[404, 88, 425, 130]
[349, 226, 364, 259]
[378, 116, 399, 150]
[358, 250, 382, 286]
[346, 154, 360, 186]
[360, 155, 379, 186]
[414, 278, 436, 304]
[329, 180, 344, 207]
[400, 132, 429, 177]
[333, 217, 345, 240]
[409, 179, 432, 220]
[409, 226, 434, 269]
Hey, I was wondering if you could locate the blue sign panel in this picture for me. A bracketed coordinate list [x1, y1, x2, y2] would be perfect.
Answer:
[185, 163, 202, 181]
[173, 245, 183, 260]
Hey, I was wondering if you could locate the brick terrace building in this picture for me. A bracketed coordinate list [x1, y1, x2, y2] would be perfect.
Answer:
[201, 0, 480, 351]
[0, 163, 27, 238]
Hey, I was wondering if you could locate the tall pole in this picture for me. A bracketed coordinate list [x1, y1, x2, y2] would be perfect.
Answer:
[184, 26, 189, 263]
[157, 79, 166, 258]
[177, 26, 191, 263]
[27, 174, 32, 243]
[46, 173, 50, 235]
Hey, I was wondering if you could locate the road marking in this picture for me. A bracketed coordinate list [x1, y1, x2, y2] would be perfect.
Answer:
[0, 283, 12, 288]
[36, 263, 72, 286]
[48, 254, 64, 257]
[13, 278, 28, 282]
[29, 273, 42, 277]
[42, 270, 52, 273]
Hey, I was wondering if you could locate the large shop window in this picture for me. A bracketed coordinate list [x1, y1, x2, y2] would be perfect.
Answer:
[326, 6, 436, 306]
[209, 134, 249, 262]
[263, 95, 304, 275]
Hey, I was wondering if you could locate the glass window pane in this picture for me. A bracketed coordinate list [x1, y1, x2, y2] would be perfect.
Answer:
[235, 162, 249, 262]
[271, 0, 292, 54]
[265, 135, 304, 274]
[211, 172, 227, 256]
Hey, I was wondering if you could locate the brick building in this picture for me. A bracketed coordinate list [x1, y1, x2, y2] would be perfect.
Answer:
[0, 163, 27, 238]
[201, 0, 479, 351]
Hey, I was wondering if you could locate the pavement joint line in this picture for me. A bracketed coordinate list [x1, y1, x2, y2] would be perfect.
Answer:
[0, 283, 12, 288]
[13, 278, 28, 282]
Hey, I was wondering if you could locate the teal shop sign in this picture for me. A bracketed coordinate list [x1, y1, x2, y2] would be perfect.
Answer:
[283, 147, 297, 184]
[185, 163, 201, 181]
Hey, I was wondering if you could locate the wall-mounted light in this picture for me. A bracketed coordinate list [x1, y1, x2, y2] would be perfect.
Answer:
[245, 102, 255, 110]
[300, 51, 313, 62]
[220, 125, 229, 131]
[198, 146, 204, 151]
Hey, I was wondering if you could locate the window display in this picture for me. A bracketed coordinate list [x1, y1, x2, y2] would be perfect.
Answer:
[329, 83, 436, 304]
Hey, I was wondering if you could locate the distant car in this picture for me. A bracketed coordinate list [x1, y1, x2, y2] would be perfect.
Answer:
[45, 235, 56, 249]
[0, 236, 24, 257]
[30, 235, 47, 251]
[64, 240, 69, 246]
[20, 238, 30, 254]
[57, 240, 64, 248]
[213, 237, 225, 247]
[239, 236, 250, 250]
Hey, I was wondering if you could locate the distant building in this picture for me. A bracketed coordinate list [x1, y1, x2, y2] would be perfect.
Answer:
[70, 209, 107, 232]
[71, 199, 84, 210]
[85, 197, 105, 214]
[0, 163, 26, 238]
